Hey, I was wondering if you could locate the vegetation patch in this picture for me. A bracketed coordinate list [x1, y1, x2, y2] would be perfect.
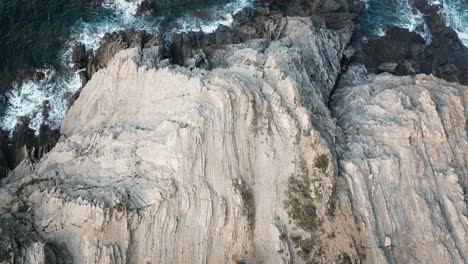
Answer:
[285, 158, 326, 262]
[114, 203, 124, 213]
[234, 180, 256, 230]
[314, 154, 329, 174]
[336, 253, 353, 264]
[327, 182, 338, 216]
[16, 178, 50, 195]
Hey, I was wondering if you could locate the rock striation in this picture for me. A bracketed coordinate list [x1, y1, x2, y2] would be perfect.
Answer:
[0, 2, 467, 264]
[331, 66, 468, 263]
[0, 15, 365, 263]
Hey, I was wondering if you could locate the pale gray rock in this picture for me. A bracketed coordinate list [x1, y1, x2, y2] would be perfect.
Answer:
[332, 66, 468, 263]
[377, 62, 398, 73]
[0, 17, 361, 264]
[1, 12, 466, 264]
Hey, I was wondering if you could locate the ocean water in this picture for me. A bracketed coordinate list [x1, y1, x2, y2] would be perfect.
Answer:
[0, 0, 252, 133]
[360, 0, 426, 37]
[443, 0, 468, 46]
[1, 0, 466, 133]
[360, 0, 467, 45]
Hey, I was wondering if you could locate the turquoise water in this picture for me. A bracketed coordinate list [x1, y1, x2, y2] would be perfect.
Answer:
[360, 0, 467, 46]
[360, 0, 423, 36]
[0, 0, 466, 133]
[0, 0, 252, 132]
[443, 0, 468, 46]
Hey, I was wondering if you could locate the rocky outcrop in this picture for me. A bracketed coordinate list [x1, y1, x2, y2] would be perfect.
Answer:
[1, 2, 466, 264]
[331, 65, 468, 263]
[0, 14, 364, 263]
[0, 129, 8, 179]
[71, 29, 157, 86]
[0, 122, 59, 180]
[0, 218, 72, 264]
[363, 0, 468, 84]
[145, 0, 229, 10]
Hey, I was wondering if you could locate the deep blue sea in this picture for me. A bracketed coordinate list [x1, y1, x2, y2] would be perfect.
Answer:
[0, 0, 466, 133]
[0, 0, 251, 132]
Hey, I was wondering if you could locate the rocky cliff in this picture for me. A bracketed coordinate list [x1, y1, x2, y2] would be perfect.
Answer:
[0, 4, 467, 264]
[0, 15, 364, 264]
[332, 66, 468, 263]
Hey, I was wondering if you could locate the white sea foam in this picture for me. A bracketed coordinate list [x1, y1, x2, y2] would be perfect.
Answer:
[361, 0, 427, 39]
[1, 68, 81, 133]
[1, 0, 252, 133]
[398, 0, 424, 33]
[174, 0, 252, 33]
[442, 0, 468, 47]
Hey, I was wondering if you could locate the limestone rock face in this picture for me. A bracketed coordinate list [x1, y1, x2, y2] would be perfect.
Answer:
[332, 66, 468, 263]
[1, 12, 467, 264]
[0, 17, 362, 264]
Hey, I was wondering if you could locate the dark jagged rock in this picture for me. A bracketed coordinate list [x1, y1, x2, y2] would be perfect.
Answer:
[284, 0, 363, 16]
[136, 0, 153, 15]
[73, 0, 362, 87]
[159, 7, 290, 68]
[415, 0, 468, 84]
[72, 42, 90, 84]
[364, 27, 426, 73]
[163, 4, 359, 69]
[0, 120, 60, 179]
[72, 42, 88, 70]
[76, 29, 160, 87]
[94, 30, 145, 70]
[0, 129, 7, 179]
[0, 218, 72, 263]
[363, 1, 468, 84]
[150, 0, 229, 9]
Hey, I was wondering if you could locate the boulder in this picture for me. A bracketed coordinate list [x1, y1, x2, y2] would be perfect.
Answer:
[377, 62, 398, 73]
[136, 0, 152, 15]
[71, 42, 88, 70]
[0, 129, 7, 179]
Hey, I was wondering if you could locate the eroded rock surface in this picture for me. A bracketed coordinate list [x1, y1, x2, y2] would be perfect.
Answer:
[0, 16, 364, 263]
[363, 0, 468, 85]
[332, 66, 468, 263]
[1, 3, 467, 264]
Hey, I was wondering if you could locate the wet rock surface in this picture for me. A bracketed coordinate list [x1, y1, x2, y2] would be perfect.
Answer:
[73, 1, 361, 87]
[0, 0, 467, 263]
[0, 218, 72, 264]
[72, 29, 158, 86]
[363, 0, 468, 84]
[0, 121, 60, 180]
[0, 1, 367, 262]
[4, 0, 361, 182]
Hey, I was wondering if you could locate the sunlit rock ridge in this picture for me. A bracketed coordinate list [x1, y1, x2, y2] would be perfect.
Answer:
[0, 4, 467, 264]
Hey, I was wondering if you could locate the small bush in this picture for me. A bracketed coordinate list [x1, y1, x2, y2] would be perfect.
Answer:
[314, 154, 329, 174]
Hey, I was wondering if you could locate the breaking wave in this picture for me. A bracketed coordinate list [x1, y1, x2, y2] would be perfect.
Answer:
[0, 0, 252, 133]
[442, 0, 468, 46]
[360, 0, 426, 37]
